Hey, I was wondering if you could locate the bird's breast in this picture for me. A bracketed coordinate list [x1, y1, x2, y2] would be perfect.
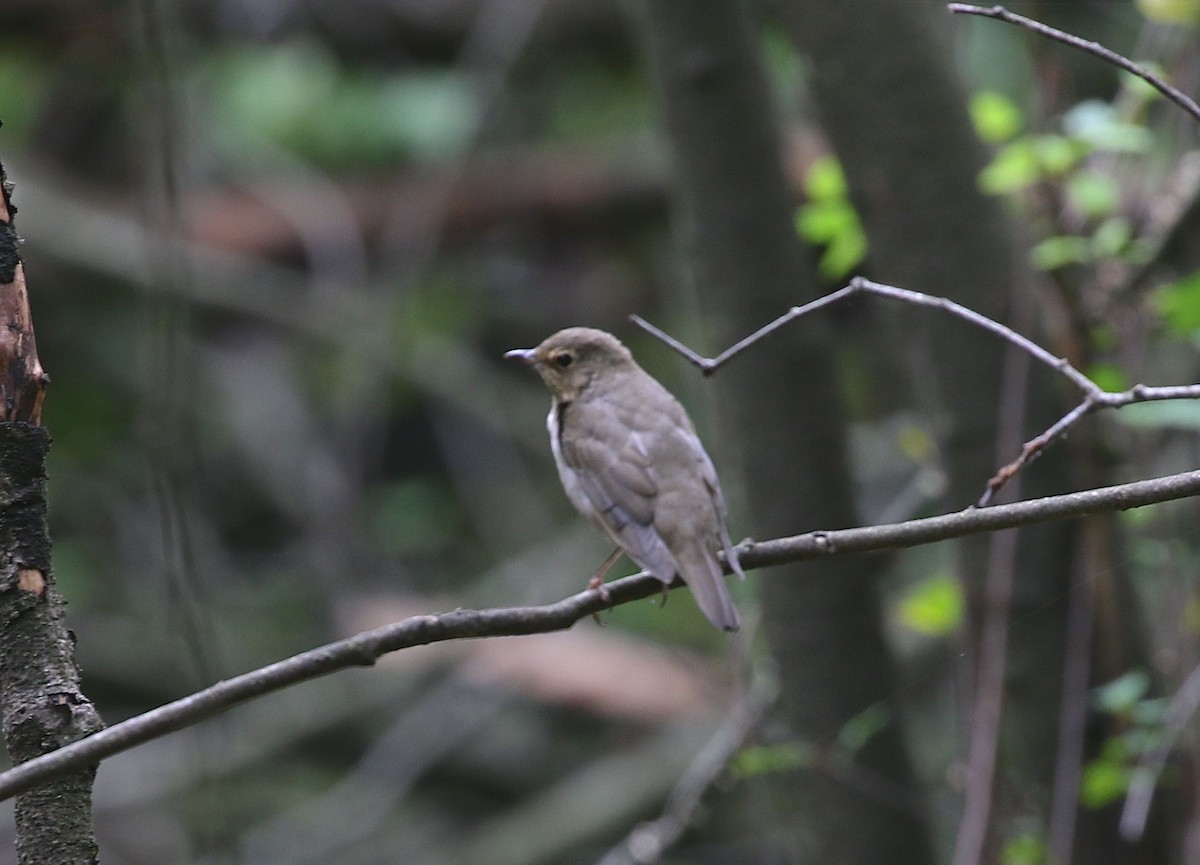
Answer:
[547, 401, 598, 520]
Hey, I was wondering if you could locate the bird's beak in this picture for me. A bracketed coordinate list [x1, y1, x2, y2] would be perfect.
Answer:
[504, 348, 537, 366]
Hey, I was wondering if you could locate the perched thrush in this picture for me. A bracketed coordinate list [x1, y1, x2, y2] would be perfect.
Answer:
[506, 327, 743, 631]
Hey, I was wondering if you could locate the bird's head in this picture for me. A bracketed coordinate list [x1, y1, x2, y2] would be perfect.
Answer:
[505, 327, 635, 402]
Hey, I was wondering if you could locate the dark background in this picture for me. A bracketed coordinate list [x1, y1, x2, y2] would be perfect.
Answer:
[2, 0, 1199, 863]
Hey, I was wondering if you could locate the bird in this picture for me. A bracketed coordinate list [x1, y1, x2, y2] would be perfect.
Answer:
[505, 327, 744, 631]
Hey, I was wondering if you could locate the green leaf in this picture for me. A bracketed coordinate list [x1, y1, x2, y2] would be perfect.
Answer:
[732, 742, 815, 778]
[971, 91, 1023, 143]
[795, 185, 868, 280]
[1086, 363, 1128, 392]
[897, 573, 963, 636]
[837, 704, 891, 755]
[980, 140, 1041, 193]
[796, 200, 857, 243]
[1080, 754, 1131, 808]
[1034, 134, 1087, 174]
[818, 222, 868, 279]
[1154, 271, 1200, 333]
[1092, 670, 1151, 714]
[1064, 101, 1154, 153]
[1030, 235, 1091, 270]
[805, 155, 848, 200]
[1091, 218, 1132, 259]
[1132, 697, 1169, 727]
[1066, 171, 1120, 219]
[1001, 831, 1048, 865]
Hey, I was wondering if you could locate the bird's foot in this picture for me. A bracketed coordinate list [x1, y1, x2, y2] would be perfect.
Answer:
[587, 573, 612, 601]
[587, 574, 611, 626]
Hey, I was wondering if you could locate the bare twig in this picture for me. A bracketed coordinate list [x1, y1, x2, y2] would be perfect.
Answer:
[0, 468, 1195, 804]
[1048, 522, 1100, 864]
[979, 384, 1200, 505]
[947, 4, 1200, 127]
[633, 277, 1200, 504]
[952, 526, 1020, 865]
[632, 282, 861, 376]
[595, 677, 770, 865]
[952, 300, 1033, 865]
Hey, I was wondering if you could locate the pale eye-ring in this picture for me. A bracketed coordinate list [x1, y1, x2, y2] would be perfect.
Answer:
[554, 352, 573, 368]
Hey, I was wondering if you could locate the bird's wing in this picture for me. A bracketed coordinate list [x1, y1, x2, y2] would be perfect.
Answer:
[626, 421, 741, 631]
[559, 422, 677, 582]
[685, 428, 745, 581]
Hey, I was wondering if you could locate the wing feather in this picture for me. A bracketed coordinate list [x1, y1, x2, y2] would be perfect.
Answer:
[561, 430, 678, 582]
[556, 375, 741, 629]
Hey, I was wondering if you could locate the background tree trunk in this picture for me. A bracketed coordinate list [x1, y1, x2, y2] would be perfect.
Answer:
[632, 0, 935, 862]
[779, 2, 1161, 861]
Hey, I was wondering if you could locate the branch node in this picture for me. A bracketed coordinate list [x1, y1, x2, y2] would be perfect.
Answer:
[811, 531, 835, 554]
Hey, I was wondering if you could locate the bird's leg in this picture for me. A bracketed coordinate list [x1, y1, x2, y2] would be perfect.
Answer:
[587, 547, 623, 598]
[587, 547, 623, 625]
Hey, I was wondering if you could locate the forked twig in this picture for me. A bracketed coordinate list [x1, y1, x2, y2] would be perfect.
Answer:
[632, 277, 1200, 505]
[947, 4, 1200, 126]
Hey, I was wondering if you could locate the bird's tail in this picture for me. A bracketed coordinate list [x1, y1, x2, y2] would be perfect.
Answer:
[676, 543, 741, 632]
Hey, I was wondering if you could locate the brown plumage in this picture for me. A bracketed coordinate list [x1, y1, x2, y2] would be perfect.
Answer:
[506, 327, 743, 631]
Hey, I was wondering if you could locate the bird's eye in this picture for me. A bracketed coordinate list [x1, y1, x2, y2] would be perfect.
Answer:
[554, 352, 573, 368]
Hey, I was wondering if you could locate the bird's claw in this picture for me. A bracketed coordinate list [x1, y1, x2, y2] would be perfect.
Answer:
[588, 575, 611, 626]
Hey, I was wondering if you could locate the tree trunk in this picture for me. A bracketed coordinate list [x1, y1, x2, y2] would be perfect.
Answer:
[778, 1, 1163, 861]
[0, 158, 104, 865]
[631, 1, 935, 862]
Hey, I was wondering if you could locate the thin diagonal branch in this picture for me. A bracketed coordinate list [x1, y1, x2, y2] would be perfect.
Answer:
[947, 4, 1200, 126]
[1120, 659, 1200, 840]
[595, 675, 770, 865]
[0, 468, 1196, 804]
[632, 277, 1200, 504]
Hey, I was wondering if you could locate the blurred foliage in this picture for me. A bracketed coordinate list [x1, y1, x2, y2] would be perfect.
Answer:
[896, 572, 963, 637]
[0, 0, 1198, 862]
[732, 740, 816, 777]
[1118, 399, 1200, 429]
[1080, 672, 1169, 808]
[731, 704, 888, 778]
[1137, 0, 1200, 26]
[0, 49, 46, 137]
[970, 90, 1024, 144]
[795, 155, 867, 279]
[1001, 830, 1048, 865]
[1085, 361, 1129, 392]
[1155, 269, 1200, 334]
[211, 41, 481, 167]
[364, 477, 463, 557]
